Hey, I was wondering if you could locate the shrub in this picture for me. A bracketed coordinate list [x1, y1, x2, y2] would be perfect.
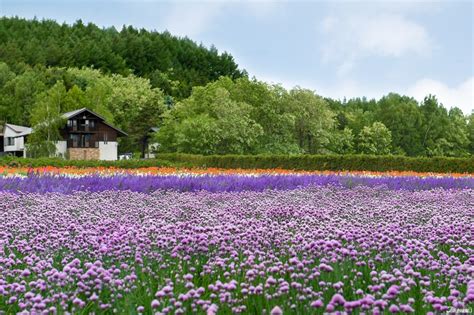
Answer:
[0, 154, 472, 173]
[154, 153, 474, 173]
[0, 156, 174, 169]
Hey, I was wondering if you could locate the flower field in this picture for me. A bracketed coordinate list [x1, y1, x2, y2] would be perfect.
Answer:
[0, 168, 473, 314]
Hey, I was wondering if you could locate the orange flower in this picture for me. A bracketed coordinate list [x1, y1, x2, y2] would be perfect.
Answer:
[0, 165, 472, 177]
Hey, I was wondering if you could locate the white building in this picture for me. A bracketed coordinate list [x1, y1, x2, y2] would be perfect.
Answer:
[2, 123, 32, 157]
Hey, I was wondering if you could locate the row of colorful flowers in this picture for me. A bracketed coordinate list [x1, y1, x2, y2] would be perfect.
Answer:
[0, 173, 473, 194]
[1, 166, 473, 178]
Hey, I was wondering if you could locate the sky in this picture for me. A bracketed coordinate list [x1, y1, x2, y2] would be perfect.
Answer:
[1, 0, 473, 114]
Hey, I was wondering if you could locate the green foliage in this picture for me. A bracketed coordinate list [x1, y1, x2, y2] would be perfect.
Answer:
[0, 66, 47, 125]
[329, 128, 355, 154]
[156, 77, 339, 155]
[286, 88, 335, 154]
[0, 156, 174, 168]
[358, 122, 392, 155]
[375, 93, 424, 156]
[226, 78, 300, 154]
[157, 81, 263, 154]
[0, 17, 471, 158]
[0, 17, 244, 98]
[1, 154, 472, 173]
[27, 82, 66, 157]
[468, 113, 474, 155]
[154, 153, 474, 173]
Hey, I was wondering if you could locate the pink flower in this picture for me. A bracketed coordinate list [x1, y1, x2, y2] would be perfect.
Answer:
[89, 293, 99, 301]
[72, 297, 85, 308]
[21, 269, 31, 277]
[319, 263, 333, 272]
[270, 306, 283, 315]
[207, 304, 218, 315]
[389, 304, 400, 313]
[151, 299, 160, 309]
[330, 293, 346, 305]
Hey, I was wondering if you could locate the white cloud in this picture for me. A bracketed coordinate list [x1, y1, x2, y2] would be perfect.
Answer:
[162, 2, 224, 37]
[320, 12, 432, 75]
[161, 1, 284, 38]
[254, 70, 473, 115]
[407, 77, 474, 114]
[250, 72, 389, 102]
[243, 1, 284, 19]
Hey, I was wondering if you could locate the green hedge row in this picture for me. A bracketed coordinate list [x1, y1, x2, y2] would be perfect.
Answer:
[0, 156, 174, 169]
[0, 154, 472, 173]
[154, 153, 474, 173]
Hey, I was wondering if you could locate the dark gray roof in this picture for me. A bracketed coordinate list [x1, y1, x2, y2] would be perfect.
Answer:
[62, 108, 128, 137]
[62, 108, 90, 119]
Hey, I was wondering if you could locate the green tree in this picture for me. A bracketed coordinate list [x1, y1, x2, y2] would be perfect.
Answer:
[286, 88, 335, 154]
[0, 62, 16, 123]
[429, 107, 469, 157]
[419, 95, 450, 156]
[375, 93, 424, 156]
[205, 77, 299, 154]
[66, 67, 115, 121]
[468, 113, 474, 155]
[173, 114, 220, 154]
[329, 127, 355, 154]
[27, 82, 66, 157]
[63, 85, 89, 112]
[156, 82, 263, 154]
[358, 122, 392, 155]
[106, 74, 166, 153]
[0, 68, 46, 125]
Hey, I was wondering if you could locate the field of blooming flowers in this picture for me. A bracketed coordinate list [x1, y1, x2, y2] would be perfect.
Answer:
[0, 167, 473, 314]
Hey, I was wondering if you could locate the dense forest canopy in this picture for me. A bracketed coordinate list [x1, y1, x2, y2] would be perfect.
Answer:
[0, 17, 244, 98]
[0, 17, 472, 157]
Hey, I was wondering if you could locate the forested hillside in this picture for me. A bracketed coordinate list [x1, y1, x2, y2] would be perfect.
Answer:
[0, 17, 472, 157]
[0, 17, 243, 98]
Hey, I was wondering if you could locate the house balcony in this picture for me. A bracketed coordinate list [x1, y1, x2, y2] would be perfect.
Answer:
[67, 139, 100, 149]
[66, 125, 98, 133]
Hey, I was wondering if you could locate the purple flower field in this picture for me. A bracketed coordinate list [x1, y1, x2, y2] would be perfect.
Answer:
[0, 173, 473, 314]
[0, 173, 473, 193]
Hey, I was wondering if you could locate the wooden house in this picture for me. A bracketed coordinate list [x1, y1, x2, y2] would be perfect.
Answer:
[0, 108, 127, 160]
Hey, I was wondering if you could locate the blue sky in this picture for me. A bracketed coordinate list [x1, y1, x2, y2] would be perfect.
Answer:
[1, 0, 473, 114]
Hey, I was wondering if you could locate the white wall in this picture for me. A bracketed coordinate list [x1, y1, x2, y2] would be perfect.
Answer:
[145, 142, 160, 159]
[3, 126, 24, 152]
[55, 141, 67, 158]
[99, 141, 118, 160]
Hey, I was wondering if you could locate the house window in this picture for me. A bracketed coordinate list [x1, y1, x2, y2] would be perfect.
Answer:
[69, 134, 93, 148]
[6, 137, 15, 146]
[84, 120, 90, 131]
[103, 132, 108, 144]
[83, 134, 91, 148]
[69, 134, 79, 148]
